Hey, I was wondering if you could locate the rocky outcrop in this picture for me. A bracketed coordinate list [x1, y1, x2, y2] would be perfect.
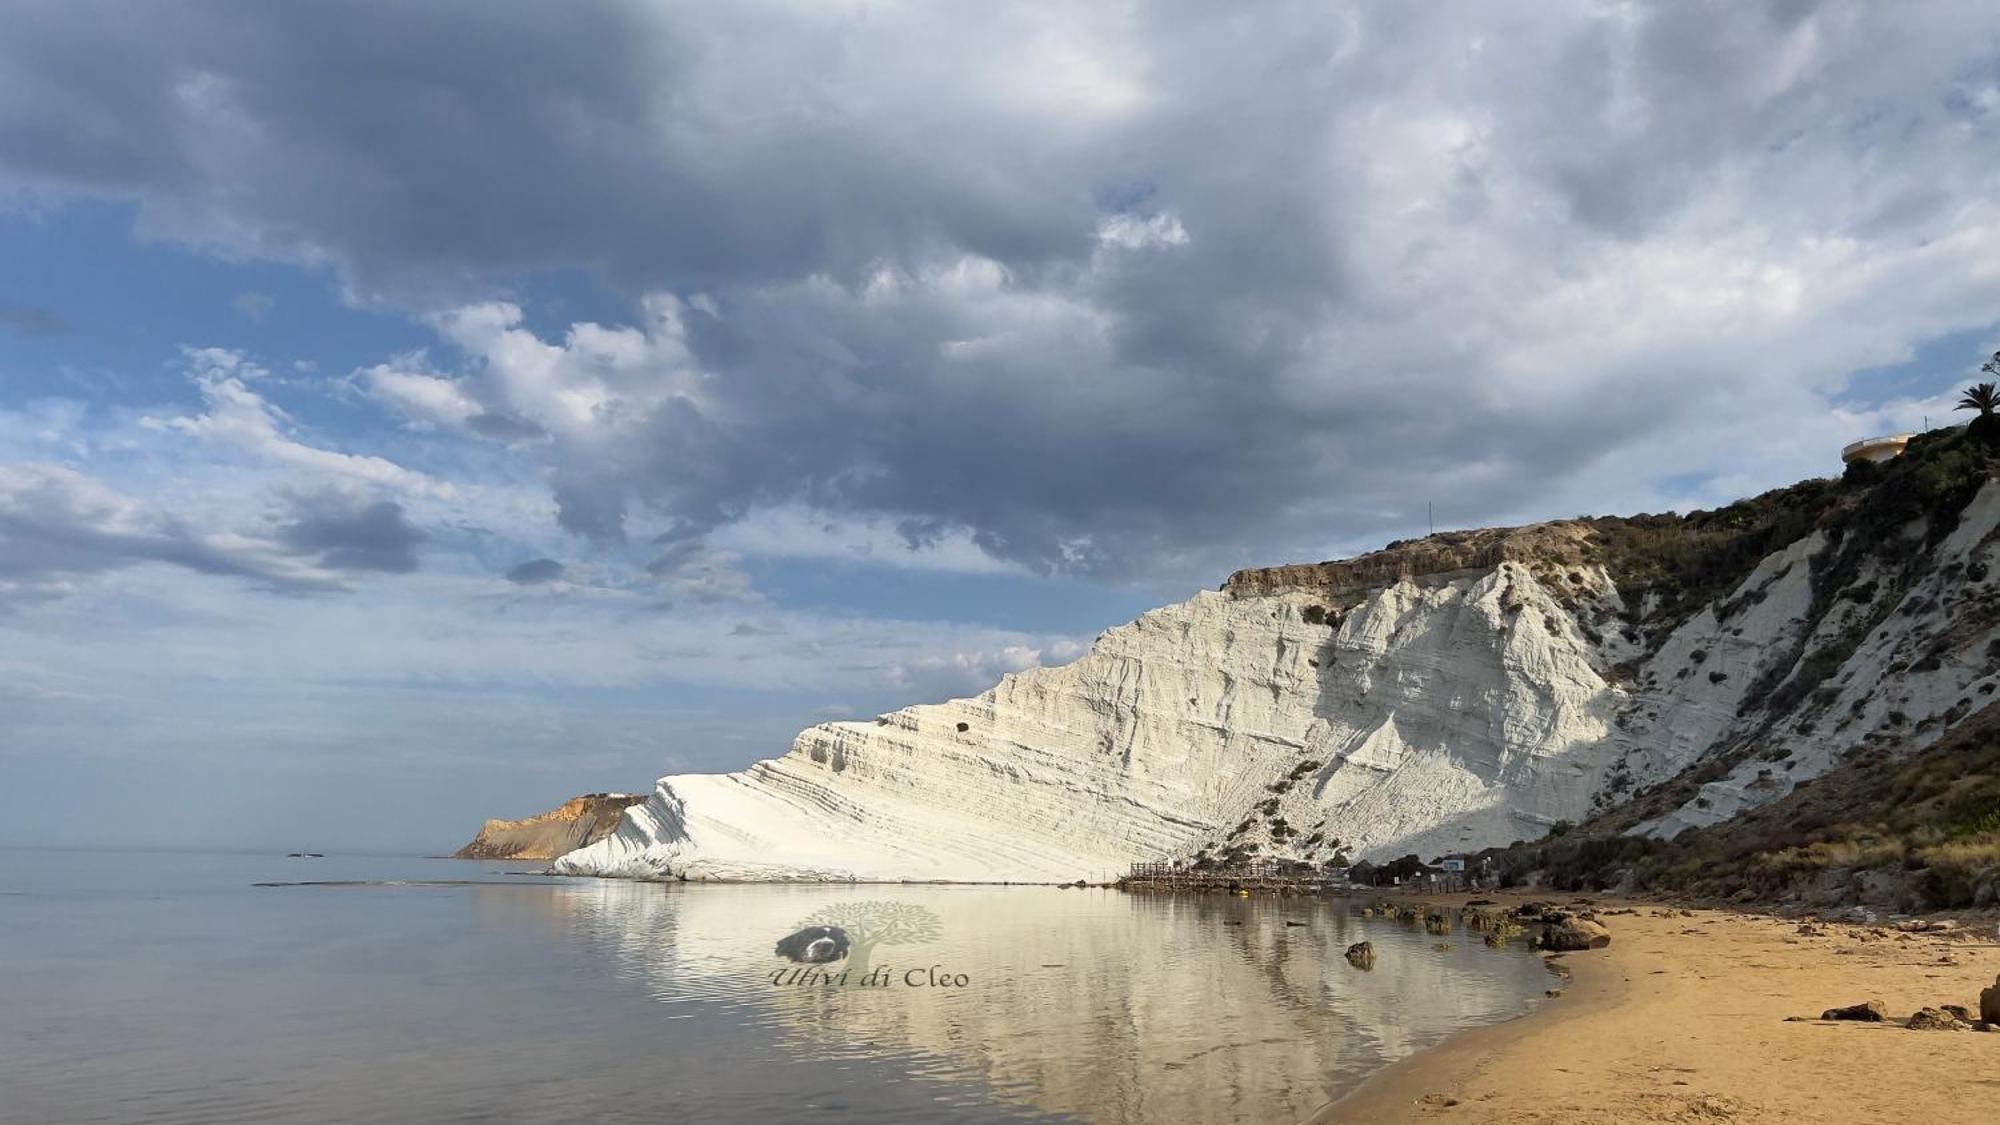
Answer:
[1222, 523, 1596, 598]
[1906, 1007, 1967, 1030]
[1535, 915, 1612, 951]
[453, 793, 646, 860]
[556, 429, 1999, 884]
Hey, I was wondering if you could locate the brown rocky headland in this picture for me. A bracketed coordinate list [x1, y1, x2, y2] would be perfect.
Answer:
[452, 793, 645, 861]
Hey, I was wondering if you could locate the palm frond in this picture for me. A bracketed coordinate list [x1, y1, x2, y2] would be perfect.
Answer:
[1957, 381, 1999, 415]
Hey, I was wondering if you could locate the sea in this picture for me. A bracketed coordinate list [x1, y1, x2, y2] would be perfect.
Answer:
[0, 849, 1557, 1124]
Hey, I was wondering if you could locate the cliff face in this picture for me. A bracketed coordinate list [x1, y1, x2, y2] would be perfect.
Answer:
[453, 793, 646, 860]
[556, 429, 2000, 883]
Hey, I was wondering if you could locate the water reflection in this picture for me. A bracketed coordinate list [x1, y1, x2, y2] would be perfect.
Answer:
[519, 883, 1553, 1124]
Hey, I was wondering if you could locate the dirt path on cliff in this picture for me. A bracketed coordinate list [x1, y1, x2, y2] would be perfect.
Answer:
[1315, 895, 1999, 1124]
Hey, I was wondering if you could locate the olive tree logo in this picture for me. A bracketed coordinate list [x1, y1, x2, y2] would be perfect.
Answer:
[774, 900, 942, 977]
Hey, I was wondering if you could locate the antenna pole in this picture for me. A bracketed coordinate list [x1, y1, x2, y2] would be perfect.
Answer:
[1427, 501, 1435, 536]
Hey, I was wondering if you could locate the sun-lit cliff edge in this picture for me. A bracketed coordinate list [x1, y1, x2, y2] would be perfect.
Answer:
[453, 793, 646, 860]
[555, 427, 2000, 884]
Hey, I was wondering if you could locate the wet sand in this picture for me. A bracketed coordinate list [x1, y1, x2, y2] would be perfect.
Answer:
[1314, 894, 2000, 1124]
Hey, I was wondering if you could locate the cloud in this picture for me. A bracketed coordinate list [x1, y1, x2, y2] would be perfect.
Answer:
[0, 462, 344, 600]
[503, 557, 565, 584]
[275, 489, 426, 573]
[1095, 212, 1188, 251]
[232, 290, 274, 319]
[148, 347, 454, 498]
[361, 355, 484, 432]
[6, 1, 2000, 584]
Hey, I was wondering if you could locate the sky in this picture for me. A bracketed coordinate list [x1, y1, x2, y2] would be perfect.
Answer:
[2, 1, 1998, 853]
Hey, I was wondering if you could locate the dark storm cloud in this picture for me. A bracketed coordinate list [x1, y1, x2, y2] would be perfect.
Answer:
[6, 1, 2000, 580]
[275, 492, 426, 573]
[504, 558, 565, 584]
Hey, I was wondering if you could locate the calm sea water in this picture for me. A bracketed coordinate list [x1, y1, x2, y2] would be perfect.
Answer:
[0, 849, 1555, 1124]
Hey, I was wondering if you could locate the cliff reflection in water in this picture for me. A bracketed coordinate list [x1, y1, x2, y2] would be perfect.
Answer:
[515, 882, 1554, 1124]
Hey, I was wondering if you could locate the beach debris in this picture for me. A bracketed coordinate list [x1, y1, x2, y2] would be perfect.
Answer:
[1906, 1007, 1966, 1031]
[1981, 975, 2000, 1025]
[1344, 941, 1376, 969]
[1433, 942, 1452, 951]
[1820, 1000, 1887, 1022]
[1423, 910, 1452, 935]
[1893, 918, 1957, 934]
[1416, 1094, 1460, 1108]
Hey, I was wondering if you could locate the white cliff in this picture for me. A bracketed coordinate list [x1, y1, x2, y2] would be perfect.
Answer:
[557, 456, 2000, 883]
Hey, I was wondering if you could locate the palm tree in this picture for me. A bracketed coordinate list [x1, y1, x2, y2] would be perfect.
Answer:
[1964, 360, 2000, 444]
[1960, 380, 1999, 418]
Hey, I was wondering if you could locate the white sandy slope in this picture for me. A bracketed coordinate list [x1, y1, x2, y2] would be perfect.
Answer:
[556, 480, 2000, 883]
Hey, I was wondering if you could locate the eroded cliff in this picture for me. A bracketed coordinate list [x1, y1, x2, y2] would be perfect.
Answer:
[555, 427, 2000, 883]
[453, 793, 646, 860]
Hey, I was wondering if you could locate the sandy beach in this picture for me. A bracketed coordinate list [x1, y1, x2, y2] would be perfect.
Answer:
[1316, 895, 2000, 1124]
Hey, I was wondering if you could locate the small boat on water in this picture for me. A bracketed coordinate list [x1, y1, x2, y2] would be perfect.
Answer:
[286, 852, 325, 859]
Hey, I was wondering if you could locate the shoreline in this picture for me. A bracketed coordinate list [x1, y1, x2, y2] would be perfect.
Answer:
[1314, 892, 1999, 1124]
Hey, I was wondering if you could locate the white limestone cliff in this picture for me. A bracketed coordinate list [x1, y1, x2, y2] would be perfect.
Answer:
[556, 473, 2000, 883]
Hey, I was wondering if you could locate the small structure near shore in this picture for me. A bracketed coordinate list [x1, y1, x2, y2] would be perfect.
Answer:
[1120, 859, 1343, 895]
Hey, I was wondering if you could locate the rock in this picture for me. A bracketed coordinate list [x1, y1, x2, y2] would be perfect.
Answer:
[1941, 1004, 1973, 1023]
[1906, 1007, 1964, 1031]
[1981, 975, 2000, 1025]
[452, 793, 648, 860]
[1345, 941, 1376, 969]
[1820, 1000, 1887, 1022]
[551, 479, 2000, 884]
[1545, 988, 1565, 998]
[1537, 916, 1612, 951]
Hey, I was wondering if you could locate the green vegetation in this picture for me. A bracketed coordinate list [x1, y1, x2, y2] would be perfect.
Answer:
[1580, 419, 1997, 646]
[1961, 360, 1999, 442]
[1503, 701, 2000, 909]
[1962, 366, 1998, 418]
[1494, 416, 2000, 910]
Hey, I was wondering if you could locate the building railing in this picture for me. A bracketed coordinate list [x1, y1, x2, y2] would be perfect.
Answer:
[1841, 432, 1914, 459]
